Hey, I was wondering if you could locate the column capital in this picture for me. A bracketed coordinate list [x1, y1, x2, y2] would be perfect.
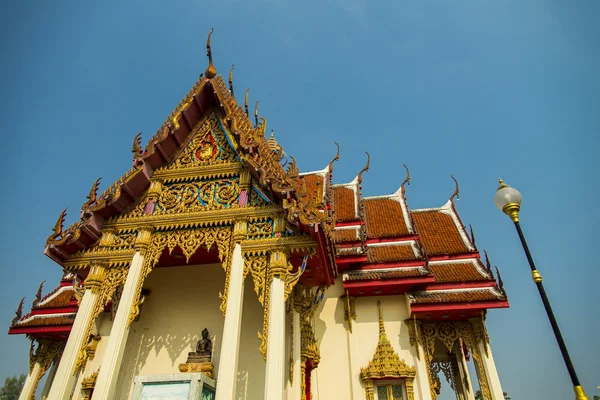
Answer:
[239, 169, 251, 190]
[134, 227, 154, 253]
[85, 262, 109, 293]
[232, 219, 248, 243]
[268, 249, 290, 281]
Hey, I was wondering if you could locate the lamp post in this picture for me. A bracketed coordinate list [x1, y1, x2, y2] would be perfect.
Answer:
[494, 179, 588, 400]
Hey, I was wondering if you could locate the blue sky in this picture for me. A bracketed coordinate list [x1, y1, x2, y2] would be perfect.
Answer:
[1, 0, 598, 398]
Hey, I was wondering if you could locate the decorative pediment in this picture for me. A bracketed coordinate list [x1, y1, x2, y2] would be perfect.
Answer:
[360, 301, 416, 400]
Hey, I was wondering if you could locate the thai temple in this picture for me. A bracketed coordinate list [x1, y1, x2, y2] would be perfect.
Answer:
[8, 31, 509, 400]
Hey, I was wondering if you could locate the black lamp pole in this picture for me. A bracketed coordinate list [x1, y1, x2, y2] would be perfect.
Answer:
[495, 179, 588, 400]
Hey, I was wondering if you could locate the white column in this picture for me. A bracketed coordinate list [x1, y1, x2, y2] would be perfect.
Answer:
[264, 277, 285, 400]
[455, 345, 475, 400]
[215, 243, 245, 400]
[92, 250, 146, 400]
[18, 362, 42, 400]
[40, 360, 58, 400]
[346, 328, 362, 400]
[289, 307, 301, 400]
[477, 342, 504, 400]
[47, 289, 99, 400]
[412, 341, 433, 400]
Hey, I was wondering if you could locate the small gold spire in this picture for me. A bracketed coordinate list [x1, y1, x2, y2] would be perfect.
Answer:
[244, 89, 249, 116]
[254, 101, 259, 126]
[450, 175, 460, 202]
[204, 28, 216, 79]
[497, 178, 508, 190]
[229, 64, 234, 97]
[400, 163, 411, 195]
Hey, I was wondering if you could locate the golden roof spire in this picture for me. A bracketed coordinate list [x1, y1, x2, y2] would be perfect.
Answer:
[400, 163, 411, 195]
[254, 101, 259, 126]
[204, 28, 216, 79]
[357, 152, 370, 185]
[450, 174, 460, 203]
[229, 64, 235, 97]
[244, 89, 249, 116]
[377, 301, 386, 341]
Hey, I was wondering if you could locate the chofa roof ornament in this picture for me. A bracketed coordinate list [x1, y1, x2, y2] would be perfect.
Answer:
[204, 28, 216, 79]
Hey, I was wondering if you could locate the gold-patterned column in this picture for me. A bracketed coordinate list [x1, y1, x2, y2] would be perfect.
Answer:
[46, 264, 104, 400]
[19, 339, 64, 400]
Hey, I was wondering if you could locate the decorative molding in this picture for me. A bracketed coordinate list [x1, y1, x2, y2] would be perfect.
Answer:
[407, 317, 492, 400]
[81, 370, 99, 400]
[28, 339, 65, 399]
[340, 292, 356, 333]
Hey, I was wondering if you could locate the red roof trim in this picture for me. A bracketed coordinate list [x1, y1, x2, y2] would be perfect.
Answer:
[32, 307, 78, 315]
[335, 221, 363, 228]
[410, 300, 510, 313]
[358, 261, 426, 270]
[335, 255, 368, 264]
[428, 252, 480, 261]
[8, 325, 72, 335]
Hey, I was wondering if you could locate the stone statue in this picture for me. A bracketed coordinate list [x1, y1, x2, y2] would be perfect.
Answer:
[186, 328, 212, 363]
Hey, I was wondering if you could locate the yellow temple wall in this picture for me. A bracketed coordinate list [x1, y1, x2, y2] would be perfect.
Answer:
[312, 278, 427, 400]
[110, 263, 266, 400]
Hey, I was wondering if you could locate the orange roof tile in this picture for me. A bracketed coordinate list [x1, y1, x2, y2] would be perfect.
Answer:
[410, 290, 503, 304]
[429, 262, 488, 283]
[367, 245, 417, 263]
[344, 268, 427, 281]
[364, 199, 410, 238]
[334, 229, 358, 242]
[302, 174, 324, 203]
[16, 314, 77, 327]
[411, 210, 470, 255]
[333, 187, 356, 221]
[35, 289, 75, 309]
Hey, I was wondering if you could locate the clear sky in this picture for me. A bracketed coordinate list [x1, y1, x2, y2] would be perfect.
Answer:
[0, 0, 598, 398]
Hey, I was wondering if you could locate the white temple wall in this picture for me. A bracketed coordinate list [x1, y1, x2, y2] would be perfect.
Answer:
[110, 262, 265, 400]
[313, 278, 428, 400]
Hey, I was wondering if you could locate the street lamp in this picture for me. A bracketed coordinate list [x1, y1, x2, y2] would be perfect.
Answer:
[494, 179, 588, 400]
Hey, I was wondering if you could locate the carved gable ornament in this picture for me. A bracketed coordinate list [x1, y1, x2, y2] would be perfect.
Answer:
[360, 301, 416, 400]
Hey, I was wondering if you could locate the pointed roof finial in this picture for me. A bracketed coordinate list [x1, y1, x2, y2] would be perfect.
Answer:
[204, 28, 216, 79]
[254, 101, 259, 126]
[82, 178, 102, 210]
[377, 301, 386, 340]
[357, 152, 370, 185]
[244, 89, 249, 116]
[32, 281, 45, 308]
[495, 266, 506, 295]
[51, 209, 67, 239]
[400, 163, 411, 195]
[132, 132, 143, 158]
[328, 142, 340, 173]
[469, 224, 476, 246]
[229, 64, 235, 97]
[12, 297, 24, 325]
[484, 249, 492, 272]
[450, 174, 460, 203]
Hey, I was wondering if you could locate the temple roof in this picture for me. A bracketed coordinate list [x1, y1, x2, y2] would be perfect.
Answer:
[36, 31, 508, 323]
[8, 274, 79, 340]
